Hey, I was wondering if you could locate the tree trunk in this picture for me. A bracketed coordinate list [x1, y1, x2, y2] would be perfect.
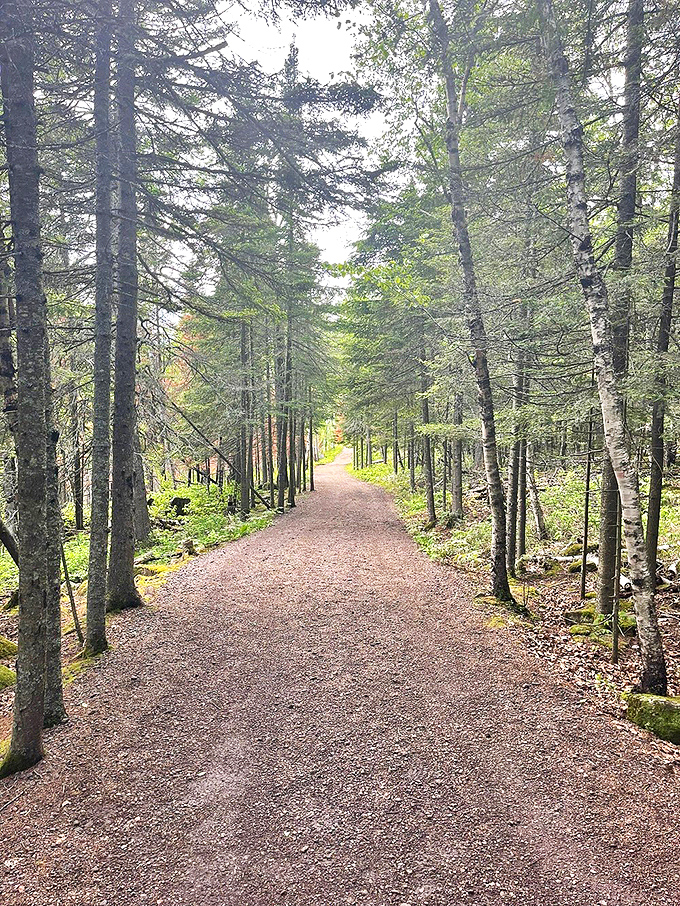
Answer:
[420, 355, 436, 525]
[43, 349, 66, 728]
[647, 99, 680, 573]
[426, 0, 513, 601]
[526, 443, 548, 541]
[539, 0, 667, 694]
[0, 0, 51, 775]
[308, 387, 315, 491]
[451, 394, 464, 518]
[597, 0, 642, 618]
[240, 318, 249, 517]
[107, 0, 142, 611]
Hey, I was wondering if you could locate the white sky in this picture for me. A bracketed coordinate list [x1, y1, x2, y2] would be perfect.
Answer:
[234, 7, 377, 263]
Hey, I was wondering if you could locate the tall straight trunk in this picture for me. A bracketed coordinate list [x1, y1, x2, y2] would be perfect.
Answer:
[409, 422, 415, 491]
[276, 314, 290, 512]
[288, 408, 296, 508]
[451, 393, 463, 518]
[300, 412, 306, 491]
[506, 439, 520, 575]
[426, 0, 513, 601]
[597, 0, 643, 618]
[0, 0, 51, 775]
[647, 101, 680, 572]
[308, 387, 315, 491]
[517, 439, 527, 560]
[107, 0, 142, 611]
[539, 0, 667, 694]
[240, 318, 249, 517]
[43, 348, 66, 728]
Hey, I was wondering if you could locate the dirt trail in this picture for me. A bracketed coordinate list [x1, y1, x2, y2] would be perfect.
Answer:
[2, 449, 679, 906]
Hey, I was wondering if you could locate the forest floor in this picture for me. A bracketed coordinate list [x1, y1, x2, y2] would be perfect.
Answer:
[1, 449, 680, 906]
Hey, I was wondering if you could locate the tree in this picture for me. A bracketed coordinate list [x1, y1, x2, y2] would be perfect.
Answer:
[0, 0, 51, 775]
[107, 0, 143, 611]
[538, 0, 667, 695]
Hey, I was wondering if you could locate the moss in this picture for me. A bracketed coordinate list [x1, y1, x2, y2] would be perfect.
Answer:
[625, 693, 680, 744]
[474, 592, 532, 620]
[134, 561, 171, 578]
[62, 655, 96, 687]
[0, 635, 17, 659]
[569, 623, 592, 636]
[484, 611, 530, 630]
[0, 664, 16, 690]
[565, 605, 595, 625]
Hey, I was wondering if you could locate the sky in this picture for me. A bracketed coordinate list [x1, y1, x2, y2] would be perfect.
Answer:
[233, 6, 378, 264]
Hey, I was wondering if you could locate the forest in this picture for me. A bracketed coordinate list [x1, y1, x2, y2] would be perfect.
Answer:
[1, 0, 680, 900]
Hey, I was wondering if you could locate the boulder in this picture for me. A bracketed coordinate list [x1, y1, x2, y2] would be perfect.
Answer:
[626, 694, 680, 745]
[0, 635, 18, 659]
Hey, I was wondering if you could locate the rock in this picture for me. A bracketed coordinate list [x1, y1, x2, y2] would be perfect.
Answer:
[565, 605, 594, 626]
[567, 557, 597, 574]
[170, 496, 191, 516]
[0, 664, 16, 690]
[0, 635, 18, 659]
[180, 538, 197, 556]
[626, 694, 680, 745]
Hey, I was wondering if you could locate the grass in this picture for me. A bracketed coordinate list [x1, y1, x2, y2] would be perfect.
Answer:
[0, 481, 275, 608]
[316, 443, 344, 466]
[348, 460, 680, 573]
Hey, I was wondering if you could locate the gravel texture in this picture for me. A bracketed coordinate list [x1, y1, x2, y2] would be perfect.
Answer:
[1, 449, 679, 906]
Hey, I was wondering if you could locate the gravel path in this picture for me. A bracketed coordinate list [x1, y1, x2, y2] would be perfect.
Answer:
[2, 449, 679, 906]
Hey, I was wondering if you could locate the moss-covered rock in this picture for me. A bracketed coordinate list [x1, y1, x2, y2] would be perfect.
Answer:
[569, 623, 593, 636]
[0, 664, 16, 690]
[625, 694, 680, 744]
[565, 605, 595, 625]
[567, 557, 597, 573]
[0, 635, 18, 659]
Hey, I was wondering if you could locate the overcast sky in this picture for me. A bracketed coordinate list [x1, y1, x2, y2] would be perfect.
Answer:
[234, 6, 376, 263]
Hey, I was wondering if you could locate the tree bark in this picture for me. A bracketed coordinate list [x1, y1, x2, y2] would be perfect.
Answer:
[86, 0, 113, 654]
[538, 0, 667, 694]
[426, 0, 513, 601]
[597, 0, 642, 618]
[107, 0, 142, 611]
[43, 348, 66, 728]
[0, 0, 50, 775]
[647, 98, 680, 572]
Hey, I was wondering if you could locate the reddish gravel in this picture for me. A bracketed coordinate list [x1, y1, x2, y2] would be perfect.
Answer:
[1, 449, 680, 906]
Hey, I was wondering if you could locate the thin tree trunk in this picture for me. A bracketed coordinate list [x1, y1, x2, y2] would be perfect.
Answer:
[451, 394, 463, 518]
[308, 387, 315, 491]
[240, 318, 249, 517]
[107, 0, 142, 611]
[0, 0, 50, 775]
[43, 349, 66, 728]
[426, 0, 513, 601]
[517, 439, 527, 560]
[539, 0, 667, 694]
[526, 443, 548, 541]
[647, 98, 680, 572]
